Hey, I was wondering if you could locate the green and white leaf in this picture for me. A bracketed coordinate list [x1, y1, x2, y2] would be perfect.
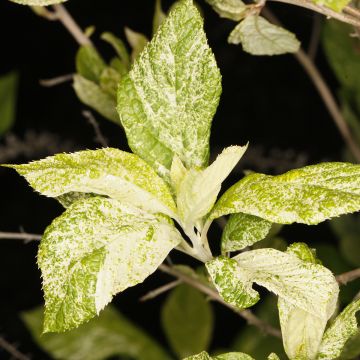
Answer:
[9, 0, 66, 4]
[221, 212, 272, 253]
[23, 305, 171, 360]
[161, 284, 213, 358]
[317, 299, 360, 359]
[228, 15, 300, 56]
[0, 71, 18, 136]
[124, 27, 149, 61]
[278, 243, 331, 360]
[76, 46, 106, 83]
[184, 351, 254, 359]
[205, 0, 247, 21]
[39, 197, 182, 332]
[312, 0, 350, 12]
[177, 146, 247, 229]
[5, 148, 177, 217]
[117, 0, 222, 178]
[211, 162, 360, 225]
[73, 75, 118, 123]
[206, 256, 260, 309]
[170, 155, 188, 195]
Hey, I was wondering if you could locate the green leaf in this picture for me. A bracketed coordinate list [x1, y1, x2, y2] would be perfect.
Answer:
[124, 27, 149, 61]
[338, 331, 360, 360]
[228, 15, 300, 56]
[5, 148, 177, 217]
[322, 21, 360, 91]
[39, 197, 182, 332]
[206, 256, 260, 309]
[0, 71, 18, 136]
[153, 0, 166, 35]
[117, 0, 222, 178]
[99, 67, 122, 97]
[221, 213, 272, 253]
[210, 162, 360, 225]
[312, 0, 350, 12]
[101, 32, 130, 70]
[23, 305, 171, 360]
[184, 351, 254, 359]
[267, 354, 280, 360]
[9, 0, 66, 4]
[161, 284, 213, 358]
[76, 46, 106, 83]
[278, 243, 330, 360]
[177, 146, 247, 230]
[73, 75, 119, 123]
[205, 0, 246, 21]
[318, 299, 360, 359]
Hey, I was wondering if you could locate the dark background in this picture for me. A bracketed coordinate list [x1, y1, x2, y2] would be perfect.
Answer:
[0, 0, 352, 358]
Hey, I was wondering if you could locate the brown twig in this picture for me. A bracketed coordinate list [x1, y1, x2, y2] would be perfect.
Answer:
[0, 337, 30, 360]
[159, 264, 282, 338]
[307, 14, 322, 60]
[39, 73, 74, 87]
[139, 280, 181, 302]
[0, 232, 42, 242]
[82, 111, 109, 147]
[262, 8, 360, 162]
[336, 268, 360, 285]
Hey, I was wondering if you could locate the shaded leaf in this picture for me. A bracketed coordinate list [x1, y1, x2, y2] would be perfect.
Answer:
[312, 0, 350, 12]
[153, 0, 167, 35]
[228, 15, 300, 56]
[23, 305, 171, 360]
[118, 0, 222, 178]
[124, 27, 149, 61]
[0, 71, 18, 135]
[76, 46, 106, 83]
[205, 0, 246, 21]
[101, 32, 130, 69]
[39, 197, 182, 332]
[161, 284, 213, 358]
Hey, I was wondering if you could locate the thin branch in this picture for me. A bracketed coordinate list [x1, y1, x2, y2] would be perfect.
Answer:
[159, 264, 282, 338]
[336, 268, 360, 285]
[82, 111, 109, 147]
[51, 4, 92, 46]
[268, 0, 360, 28]
[0, 337, 30, 360]
[343, 5, 360, 20]
[262, 8, 360, 162]
[0, 232, 41, 242]
[307, 14, 322, 60]
[139, 280, 181, 302]
[39, 73, 74, 87]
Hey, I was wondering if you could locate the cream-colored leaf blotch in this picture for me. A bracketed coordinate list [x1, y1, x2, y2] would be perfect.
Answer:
[177, 145, 247, 229]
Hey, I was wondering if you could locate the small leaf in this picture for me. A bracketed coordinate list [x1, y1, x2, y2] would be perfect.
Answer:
[205, 0, 247, 21]
[228, 15, 300, 56]
[73, 75, 118, 123]
[99, 67, 122, 97]
[124, 27, 149, 61]
[211, 162, 360, 225]
[221, 213, 272, 253]
[118, 0, 222, 178]
[312, 0, 350, 12]
[318, 299, 360, 359]
[76, 46, 106, 83]
[101, 32, 130, 69]
[161, 284, 213, 358]
[0, 71, 18, 136]
[206, 256, 260, 309]
[5, 148, 177, 216]
[22, 305, 171, 360]
[184, 351, 254, 359]
[9, 0, 66, 4]
[267, 354, 280, 360]
[177, 146, 247, 229]
[153, 0, 166, 35]
[39, 197, 182, 332]
[278, 243, 330, 360]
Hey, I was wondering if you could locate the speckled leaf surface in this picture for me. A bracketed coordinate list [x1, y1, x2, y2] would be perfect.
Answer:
[318, 299, 360, 359]
[23, 305, 171, 360]
[177, 146, 247, 229]
[5, 148, 176, 216]
[228, 15, 300, 56]
[211, 162, 360, 225]
[312, 0, 350, 12]
[221, 212, 272, 253]
[184, 351, 254, 359]
[117, 0, 222, 178]
[38, 197, 182, 332]
[205, 0, 246, 21]
[206, 256, 260, 309]
[278, 243, 333, 360]
[9, 0, 66, 4]
[233, 249, 339, 320]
